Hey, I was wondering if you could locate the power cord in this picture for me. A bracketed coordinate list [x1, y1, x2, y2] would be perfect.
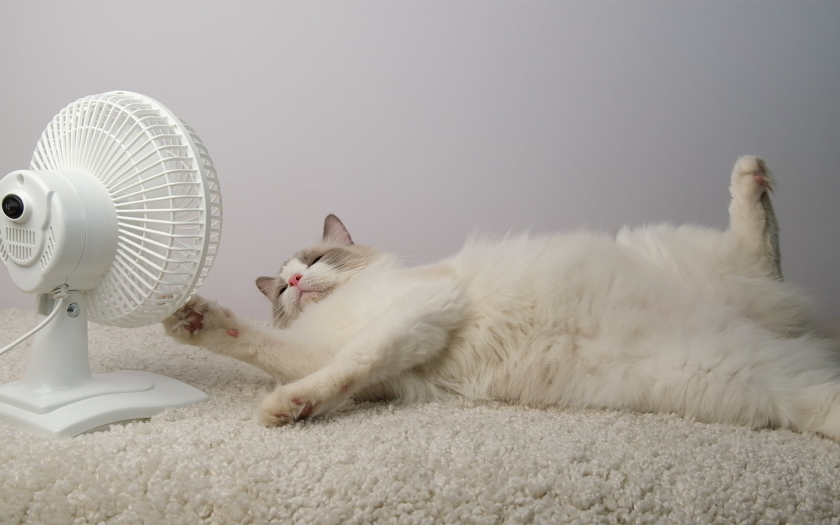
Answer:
[0, 285, 70, 357]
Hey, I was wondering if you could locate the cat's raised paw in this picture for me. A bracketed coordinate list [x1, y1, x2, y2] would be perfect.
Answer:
[162, 295, 237, 344]
[731, 156, 775, 199]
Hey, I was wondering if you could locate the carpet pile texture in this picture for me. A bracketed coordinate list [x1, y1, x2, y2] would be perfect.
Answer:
[1, 308, 839, 524]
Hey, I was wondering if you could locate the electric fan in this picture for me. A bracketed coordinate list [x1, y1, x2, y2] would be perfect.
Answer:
[0, 91, 222, 437]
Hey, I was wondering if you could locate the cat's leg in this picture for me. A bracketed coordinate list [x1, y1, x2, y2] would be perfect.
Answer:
[728, 156, 782, 279]
[163, 295, 324, 383]
[257, 278, 466, 425]
[624, 326, 840, 440]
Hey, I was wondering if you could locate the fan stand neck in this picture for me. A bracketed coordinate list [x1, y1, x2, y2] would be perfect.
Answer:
[0, 292, 207, 437]
[10, 291, 151, 412]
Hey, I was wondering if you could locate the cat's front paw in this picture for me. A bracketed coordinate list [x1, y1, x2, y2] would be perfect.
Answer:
[257, 378, 351, 426]
[257, 388, 316, 426]
[163, 295, 239, 345]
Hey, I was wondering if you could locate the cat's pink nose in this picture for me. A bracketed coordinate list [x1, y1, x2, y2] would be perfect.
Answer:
[288, 273, 303, 287]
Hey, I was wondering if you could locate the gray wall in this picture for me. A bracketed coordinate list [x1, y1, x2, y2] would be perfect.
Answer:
[1, 1, 839, 323]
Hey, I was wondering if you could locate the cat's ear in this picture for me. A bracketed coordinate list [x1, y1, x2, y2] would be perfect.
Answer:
[323, 214, 353, 245]
[256, 276, 277, 298]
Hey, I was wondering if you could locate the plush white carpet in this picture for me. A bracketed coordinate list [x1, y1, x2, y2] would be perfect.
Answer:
[1, 308, 840, 525]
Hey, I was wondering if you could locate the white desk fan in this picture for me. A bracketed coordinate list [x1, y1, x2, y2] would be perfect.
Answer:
[0, 91, 222, 437]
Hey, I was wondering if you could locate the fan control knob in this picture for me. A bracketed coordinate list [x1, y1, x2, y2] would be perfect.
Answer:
[2, 194, 23, 220]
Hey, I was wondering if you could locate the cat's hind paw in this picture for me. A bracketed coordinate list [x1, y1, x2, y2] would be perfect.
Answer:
[731, 156, 775, 199]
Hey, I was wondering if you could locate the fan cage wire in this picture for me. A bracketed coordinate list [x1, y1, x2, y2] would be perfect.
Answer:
[28, 92, 222, 327]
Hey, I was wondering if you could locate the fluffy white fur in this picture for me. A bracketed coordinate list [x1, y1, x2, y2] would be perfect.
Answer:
[164, 157, 840, 440]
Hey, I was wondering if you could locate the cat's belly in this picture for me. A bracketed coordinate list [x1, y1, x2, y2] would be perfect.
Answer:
[422, 248, 767, 406]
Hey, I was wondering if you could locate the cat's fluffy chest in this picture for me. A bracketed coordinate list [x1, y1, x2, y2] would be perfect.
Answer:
[286, 258, 462, 349]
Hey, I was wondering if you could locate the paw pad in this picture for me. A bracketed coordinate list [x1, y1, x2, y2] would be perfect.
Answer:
[298, 402, 314, 419]
[186, 311, 204, 332]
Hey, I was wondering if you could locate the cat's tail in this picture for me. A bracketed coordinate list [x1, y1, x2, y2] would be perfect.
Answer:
[639, 325, 840, 442]
[737, 333, 840, 442]
[728, 156, 782, 279]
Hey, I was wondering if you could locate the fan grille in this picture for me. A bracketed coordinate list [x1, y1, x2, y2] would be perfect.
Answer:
[30, 92, 222, 327]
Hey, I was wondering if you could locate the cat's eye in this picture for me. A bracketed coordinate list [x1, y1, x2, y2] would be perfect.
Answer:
[309, 255, 323, 267]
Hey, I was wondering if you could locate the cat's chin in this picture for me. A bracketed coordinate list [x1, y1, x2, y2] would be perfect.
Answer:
[298, 290, 321, 306]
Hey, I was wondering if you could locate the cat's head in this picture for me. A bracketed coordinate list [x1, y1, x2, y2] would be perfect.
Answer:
[256, 214, 382, 328]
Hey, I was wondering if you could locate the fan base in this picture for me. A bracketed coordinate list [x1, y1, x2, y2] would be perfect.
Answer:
[0, 370, 208, 437]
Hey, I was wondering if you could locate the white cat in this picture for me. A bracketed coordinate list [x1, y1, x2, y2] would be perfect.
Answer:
[164, 157, 840, 440]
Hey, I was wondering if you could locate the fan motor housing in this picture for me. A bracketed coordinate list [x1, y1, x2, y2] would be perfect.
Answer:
[0, 170, 118, 294]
